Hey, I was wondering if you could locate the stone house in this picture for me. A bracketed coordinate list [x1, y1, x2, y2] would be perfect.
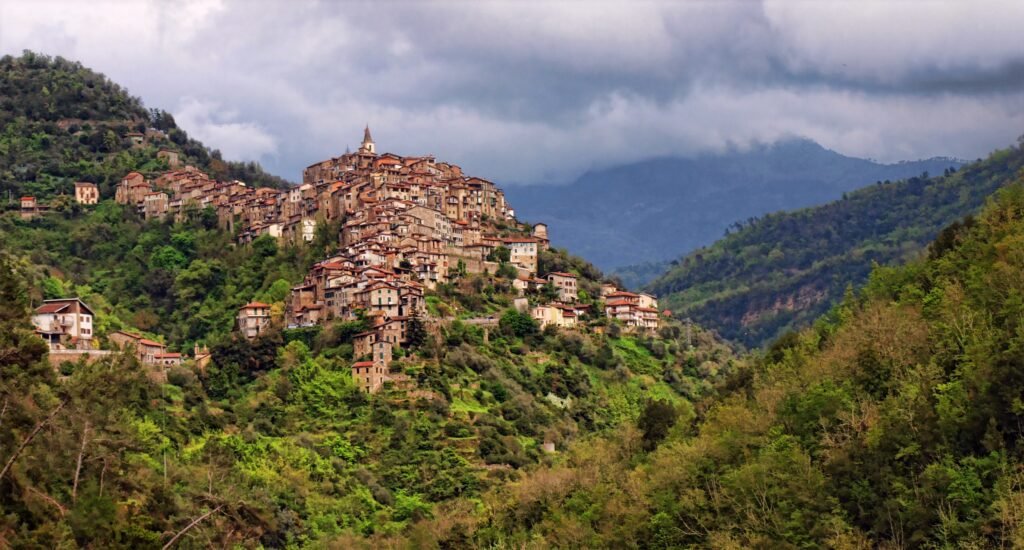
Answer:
[157, 148, 181, 168]
[638, 293, 659, 309]
[142, 192, 169, 219]
[74, 182, 99, 204]
[19, 196, 46, 219]
[115, 172, 151, 205]
[532, 222, 549, 249]
[126, 132, 145, 148]
[237, 302, 271, 339]
[153, 352, 183, 367]
[352, 340, 393, 393]
[108, 330, 167, 363]
[547, 272, 578, 302]
[503, 237, 539, 274]
[531, 303, 577, 329]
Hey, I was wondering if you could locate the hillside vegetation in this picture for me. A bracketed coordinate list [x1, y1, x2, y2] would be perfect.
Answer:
[0, 53, 743, 547]
[0, 235, 736, 546]
[360, 179, 1024, 547]
[0, 51, 289, 201]
[647, 143, 1024, 347]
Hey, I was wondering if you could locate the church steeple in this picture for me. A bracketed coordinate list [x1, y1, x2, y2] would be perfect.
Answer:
[359, 125, 375, 154]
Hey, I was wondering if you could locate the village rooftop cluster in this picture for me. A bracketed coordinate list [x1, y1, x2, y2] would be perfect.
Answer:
[23, 128, 663, 393]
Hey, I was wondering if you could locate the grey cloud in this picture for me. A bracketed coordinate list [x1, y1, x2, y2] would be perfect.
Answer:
[1, 0, 1023, 183]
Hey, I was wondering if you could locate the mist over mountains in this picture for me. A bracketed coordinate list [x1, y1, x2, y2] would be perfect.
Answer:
[505, 139, 963, 279]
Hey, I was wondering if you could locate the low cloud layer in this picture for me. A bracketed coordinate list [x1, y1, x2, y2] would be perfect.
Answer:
[2, 0, 1022, 183]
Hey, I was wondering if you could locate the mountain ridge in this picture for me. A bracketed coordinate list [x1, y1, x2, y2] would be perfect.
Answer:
[505, 137, 962, 271]
[645, 141, 1024, 347]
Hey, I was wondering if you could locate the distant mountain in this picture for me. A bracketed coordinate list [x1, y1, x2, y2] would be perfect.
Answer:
[504, 139, 962, 274]
[645, 142, 1024, 348]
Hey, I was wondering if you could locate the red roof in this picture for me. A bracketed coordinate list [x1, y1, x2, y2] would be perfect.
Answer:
[502, 237, 539, 244]
[548, 272, 577, 278]
[139, 339, 165, 347]
[241, 302, 270, 309]
[154, 353, 181, 358]
[352, 361, 374, 367]
[34, 298, 94, 316]
[606, 291, 639, 298]
[34, 303, 68, 314]
[20, 196, 34, 201]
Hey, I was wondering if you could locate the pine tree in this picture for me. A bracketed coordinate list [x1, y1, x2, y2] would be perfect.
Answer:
[406, 309, 428, 350]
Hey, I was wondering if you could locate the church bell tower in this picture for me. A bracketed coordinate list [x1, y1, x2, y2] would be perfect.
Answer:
[359, 125, 375, 154]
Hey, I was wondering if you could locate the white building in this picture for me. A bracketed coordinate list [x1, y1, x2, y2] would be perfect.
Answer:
[32, 298, 95, 350]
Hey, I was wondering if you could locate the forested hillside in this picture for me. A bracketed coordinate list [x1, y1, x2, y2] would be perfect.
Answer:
[0, 201, 323, 349]
[0, 51, 289, 201]
[647, 142, 1024, 348]
[0, 53, 749, 546]
[354, 179, 1024, 547]
[0, 232, 736, 546]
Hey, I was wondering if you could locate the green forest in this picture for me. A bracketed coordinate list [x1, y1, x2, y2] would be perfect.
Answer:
[6, 49, 1024, 548]
[8, 166, 1024, 547]
[0, 222, 736, 546]
[0, 51, 290, 202]
[430, 180, 1024, 548]
[647, 145, 1022, 348]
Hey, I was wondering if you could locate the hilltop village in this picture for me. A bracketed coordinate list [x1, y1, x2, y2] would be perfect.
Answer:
[24, 128, 663, 392]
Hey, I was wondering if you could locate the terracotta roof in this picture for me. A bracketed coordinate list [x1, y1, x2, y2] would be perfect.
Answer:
[318, 261, 348, 270]
[34, 303, 69, 314]
[606, 291, 639, 298]
[154, 353, 181, 358]
[139, 339, 165, 347]
[352, 361, 374, 367]
[548, 272, 577, 278]
[241, 302, 270, 309]
[36, 298, 94, 316]
[502, 237, 538, 243]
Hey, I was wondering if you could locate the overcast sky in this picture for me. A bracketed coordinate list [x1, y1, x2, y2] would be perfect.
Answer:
[2, 0, 1023, 183]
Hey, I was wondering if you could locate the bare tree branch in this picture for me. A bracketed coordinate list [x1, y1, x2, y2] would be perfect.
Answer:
[0, 400, 66, 482]
[163, 504, 225, 550]
[0, 397, 9, 432]
[26, 485, 67, 517]
[72, 420, 90, 503]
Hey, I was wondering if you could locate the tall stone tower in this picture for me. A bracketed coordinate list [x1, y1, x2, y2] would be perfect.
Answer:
[359, 125, 375, 154]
